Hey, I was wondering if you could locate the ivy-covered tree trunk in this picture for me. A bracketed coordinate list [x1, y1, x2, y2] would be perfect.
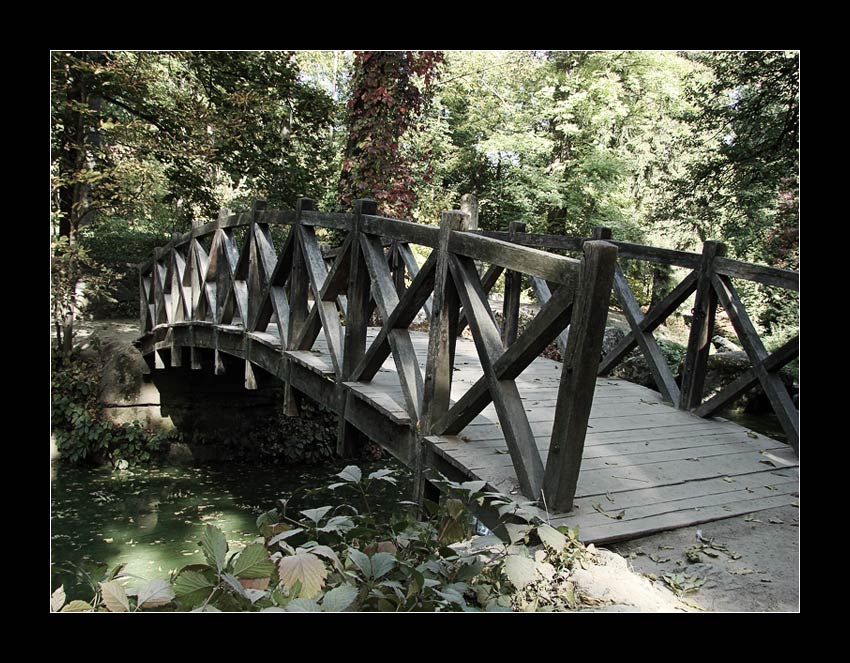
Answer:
[337, 51, 442, 218]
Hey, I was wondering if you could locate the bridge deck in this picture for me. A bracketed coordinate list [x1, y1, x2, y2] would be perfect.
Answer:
[252, 325, 799, 544]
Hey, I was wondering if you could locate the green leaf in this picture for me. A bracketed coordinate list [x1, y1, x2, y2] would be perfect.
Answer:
[319, 516, 355, 534]
[504, 523, 533, 544]
[300, 505, 333, 524]
[460, 480, 487, 493]
[136, 579, 175, 610]
[347, 547, 372, 578]
[370, 552, 396, 580]
[268, 528, 304, 546]
[51, 585, 66, 613]
[233, 543, 275, 579]
[99, 580, 129, 612]
[61, 600, 94, 612]
[173, 569, 214, 597]
[278, 553, 328, 599]
[321, 584, 358, 612]
[336, 465, 362, 483]
[537, 523, 568, 553]
[308, 545, 344, 573]
[504, 555, 537, 590]
[286, 598, 322, 612]
[200, 525, 228, 572]
[221, 572, 247, 598]
[444, 498, 465, 520]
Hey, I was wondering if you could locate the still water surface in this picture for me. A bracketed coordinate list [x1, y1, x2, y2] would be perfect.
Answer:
[50, 459, 411, 600]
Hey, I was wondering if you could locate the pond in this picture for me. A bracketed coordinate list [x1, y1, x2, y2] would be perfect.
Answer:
[50, 459, 412, 601]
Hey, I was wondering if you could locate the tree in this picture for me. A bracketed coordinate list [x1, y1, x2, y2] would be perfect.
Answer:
[337, 51, 443, 218]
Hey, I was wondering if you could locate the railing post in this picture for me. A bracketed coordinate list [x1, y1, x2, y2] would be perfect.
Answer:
[415, 209, 469, 503]
[679, 240, 726, 410]
[502, 221, 526, 346]
[337, 198, 378, 456]
[542, 239, 618, 512]
[284, 197, 313, 415]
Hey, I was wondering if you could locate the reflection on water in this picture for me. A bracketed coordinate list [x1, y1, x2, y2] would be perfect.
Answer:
[50, 460, 412, 601]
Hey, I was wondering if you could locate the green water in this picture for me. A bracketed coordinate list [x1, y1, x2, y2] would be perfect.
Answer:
[50, 459, 412, 601]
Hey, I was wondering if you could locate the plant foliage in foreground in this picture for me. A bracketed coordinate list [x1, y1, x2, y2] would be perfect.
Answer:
[51, 466, 589, 612]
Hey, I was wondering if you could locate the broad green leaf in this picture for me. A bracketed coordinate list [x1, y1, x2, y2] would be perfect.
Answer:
[268, 528, 304, 546]
[370, 552, 396, 580]
[286, 598, 322, 612]
[300, 505, 333, 524]
[347, 548, 371, 578]
[278, 553, 328, 599]
[368, 468, 395, 480]
[233, 543, 275, 579]
[308, 544, 344, 573]
[200, 524, 228, 572]
[537, 523, 568, 553]
[221, 572, 247, 597]
[261, 607, 286, 612]
[461, 480, 487, 493]
[504, 555, 537, 590]
[51, 585, 66, 612]
[319, 516, 354, 534]
[504, 523, 533, 544]
[336, 465, 362, 483]
[322, 584, 358, 612]
[444, 498, 465, 520]
[136, 579, 174, 610]
[61, 600, 94, 612]
[173, 569, 214, 597]
[99, 580, 129, 612]
[191, 605, 222, 612]
[244, 588, 268, 604]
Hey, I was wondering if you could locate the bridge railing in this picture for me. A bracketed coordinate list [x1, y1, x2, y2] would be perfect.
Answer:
[477, 226, 800, 454]
[139, 198, 618, 511]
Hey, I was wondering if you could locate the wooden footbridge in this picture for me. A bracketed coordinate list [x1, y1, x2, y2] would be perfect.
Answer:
[137, 198, 799, 543]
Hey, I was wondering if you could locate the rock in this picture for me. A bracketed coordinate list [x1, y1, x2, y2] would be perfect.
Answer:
[166, 442, 194, 465]
[601, 326, 626, 357]
[712, 335, 742, 353]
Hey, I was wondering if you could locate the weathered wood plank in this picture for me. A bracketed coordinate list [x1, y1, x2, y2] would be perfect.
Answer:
[449, 231, 581, 286]
[714, 257, 799, 291]
[711, 274, 799, 452]
[300, 210, 354, 230]
[448, 253, 546, 500]
[353, 253, 437, 382]
[528, 276, 569, 356]
[438, 281, 575, 435]
[457, 263, 503, 336]
[611, 264, 680, 404]
[679, 241, 725, 410]
[360, 233, 424, 419]
[396, 242, 433, 318]
[695, 335, 799, 418]
[361, 214, 440, 247]
[501, 221, 525, 347]
[542, 240, 618, 511]
[421, 211, 469, 437]
[598, 271, 698, 375]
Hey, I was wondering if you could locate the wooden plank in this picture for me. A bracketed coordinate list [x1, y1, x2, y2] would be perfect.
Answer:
[300, 224, 345, 376]
[565, 492, 798, 544]
[397, 242, 433, 318]
[476, 231, 585, 252]
[711, 274, 799, 452]
[714, 257, 799, 291]
[542, 240, 618, 511]
[457, 263, 503, 336]
[696, 335, 799, 417]
[449, 231, 580, 287]
[448, 253, 545, 500]
[361, 214, 439, 247]
[255, 209, 296, 226]
[360, 233, 424, 419]
[598, 271, 698, 375]
[438, 281, 575, 435]
[528, 276, 568, 356]
[300, 210, 354, 230]
[609, 241, 702, 270]
[501, 221, 525, 346]
[286, 200, 311, 350]
[679, 241, 725, 410]
[421, 211, 468, 438]
[611, 264, 680, 404]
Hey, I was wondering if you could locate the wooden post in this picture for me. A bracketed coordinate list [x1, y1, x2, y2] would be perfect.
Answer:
[679, 240, 726, 410]
[284, 197, 313, 416]
[416, 209, 469, 504]
[542, 240, 618, 512]
[247, 199, 267, 329]
[337, 199, 378, 456]
[502, 221, 526, 346]
[421, 210, 469, 434]
[460, 193, 481, 275]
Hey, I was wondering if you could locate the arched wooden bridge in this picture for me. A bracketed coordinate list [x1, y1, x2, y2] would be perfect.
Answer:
[137, 198, 799, 543]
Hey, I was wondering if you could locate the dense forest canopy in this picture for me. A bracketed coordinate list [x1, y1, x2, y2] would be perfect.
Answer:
[50, 49, 799, 340]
